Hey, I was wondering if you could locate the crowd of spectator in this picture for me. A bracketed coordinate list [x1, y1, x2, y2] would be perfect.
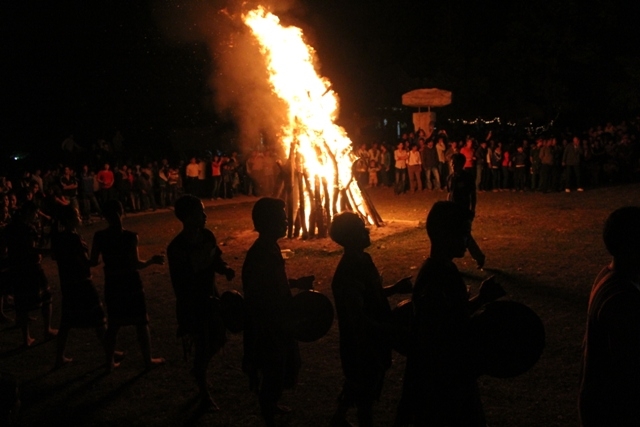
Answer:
[354, 119, 640, 195]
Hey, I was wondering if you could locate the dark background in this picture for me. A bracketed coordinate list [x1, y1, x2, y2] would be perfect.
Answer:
[4, 0, 640, 156]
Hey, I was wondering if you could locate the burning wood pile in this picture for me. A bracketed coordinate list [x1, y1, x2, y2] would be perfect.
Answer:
[243, 7, 383, 238]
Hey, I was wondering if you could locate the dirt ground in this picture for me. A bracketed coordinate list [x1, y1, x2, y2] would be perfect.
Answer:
[2, 183, 640, 426]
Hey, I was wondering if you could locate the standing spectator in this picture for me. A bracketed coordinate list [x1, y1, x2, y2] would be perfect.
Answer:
[551, 138, 564, 192]
[96, 163, 115, 206]
[459, 138, 476, 171]
[563, 136, 584, 192]
[475, 141, 488, 191]
[197, 157, 207, 197]
[368, 160, 380, 188]
[90, 200, 165, 372]
[368, 142, 381, 166]
[185, 157, 200, 196]
[421, 139, 441, 191]
[167, 166, 180, 206]
[538, 139, 554, 192]
[394, 142, 409, 195]
[501, 145, 512, 191]
[579, 206, 640, 426]
[168, 195, 235, 410]
[79, 165, 101, 221]
[435, 137, 447, 188]
[140, 172, 156, 211]
[210, 155, 223, 200]
[513, 146, 528, 191]
[380, 144, 391, 187]
[489, 142, 503, 192]
[407, 144, 423, 192]
[59, 167, 79, 211]
[158, 160, 170, 208]
[530, 139, 543, 191]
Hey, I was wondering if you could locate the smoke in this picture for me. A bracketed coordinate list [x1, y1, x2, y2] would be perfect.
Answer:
[154, 0, 308, 154]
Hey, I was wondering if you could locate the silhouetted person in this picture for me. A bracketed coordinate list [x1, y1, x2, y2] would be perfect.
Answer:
[579, 206, 640, 426]
[395, 201, 505, 426]
[4, 201, 57, 346]
[329, 212, 412, 427]
[51, 205, 107, 368]
[242, 197, 313, 427]
[167, 195, 235, 411]
[90, 200, 165, 372]
[448, 153, 486, 269]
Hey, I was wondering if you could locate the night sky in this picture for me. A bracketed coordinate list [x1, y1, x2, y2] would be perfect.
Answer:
[4, 0, 640, 154]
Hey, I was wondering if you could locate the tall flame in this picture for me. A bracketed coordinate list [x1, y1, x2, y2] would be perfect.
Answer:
[243, 7, 374, 230]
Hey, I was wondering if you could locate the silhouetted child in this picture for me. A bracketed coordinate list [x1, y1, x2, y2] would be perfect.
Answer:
[90, 200, 165, 372]
[448, 153, 486, 269]
[395, 201, 505, 426]
[329, 212, 412, 427]
[368, 160, 380, 188]
[4, 202, 57, 346]
[167, 195, 235, 411]
[579, 206, 640, 426]
[242, 197, 314, 427]
[51, 205, 108, 368]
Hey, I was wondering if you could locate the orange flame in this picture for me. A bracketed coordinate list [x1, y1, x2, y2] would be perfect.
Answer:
[242, 6, 373, 228]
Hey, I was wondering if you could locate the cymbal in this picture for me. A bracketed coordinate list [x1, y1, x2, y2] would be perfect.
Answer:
[287, 290, 334, 342]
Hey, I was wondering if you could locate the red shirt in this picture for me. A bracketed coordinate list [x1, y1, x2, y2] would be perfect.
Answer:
[97, 169, 114, 189]
[460, 146, 475, 168]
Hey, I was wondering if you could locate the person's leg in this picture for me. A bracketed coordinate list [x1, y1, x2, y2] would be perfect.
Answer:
[104, 324, 120, 371]
[331, 388, 354, 427]
[54, 325, 72, 368]
[259, 364, 284, 427]
[41, 300, 57, 339]
[192, 337, 218, 409]
[136, 324, 165, 370]
[575, 165, 583, 189]
[17, 309, 34, 347]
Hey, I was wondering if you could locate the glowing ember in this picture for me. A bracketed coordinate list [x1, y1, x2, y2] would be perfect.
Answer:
[243, 6, 381, 236]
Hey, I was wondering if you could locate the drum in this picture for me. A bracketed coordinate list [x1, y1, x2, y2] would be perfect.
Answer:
[391, 298, 413, 356]
[470, 300, 545, 378]
[219, 290, 244, 334]
[287, 290, 334, 342]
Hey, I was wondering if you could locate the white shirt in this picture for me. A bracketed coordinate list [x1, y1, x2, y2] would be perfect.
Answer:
[394, 149, 408, 169]
[408, 150, 422, 166]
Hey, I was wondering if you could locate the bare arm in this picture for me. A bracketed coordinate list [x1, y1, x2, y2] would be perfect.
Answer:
[132, 235, 164, 269]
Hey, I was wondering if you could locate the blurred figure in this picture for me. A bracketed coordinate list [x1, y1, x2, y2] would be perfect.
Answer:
[448, 154, 486, 269]
[579, 206, 640, 426]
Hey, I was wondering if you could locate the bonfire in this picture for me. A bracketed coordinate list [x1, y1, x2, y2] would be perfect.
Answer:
[242, 7, 383, 238]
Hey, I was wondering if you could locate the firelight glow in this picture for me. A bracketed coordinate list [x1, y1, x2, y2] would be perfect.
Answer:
[242, 6, 373, 228]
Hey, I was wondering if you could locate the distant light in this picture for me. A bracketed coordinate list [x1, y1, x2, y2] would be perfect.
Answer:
[14, 157, 19, 161]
